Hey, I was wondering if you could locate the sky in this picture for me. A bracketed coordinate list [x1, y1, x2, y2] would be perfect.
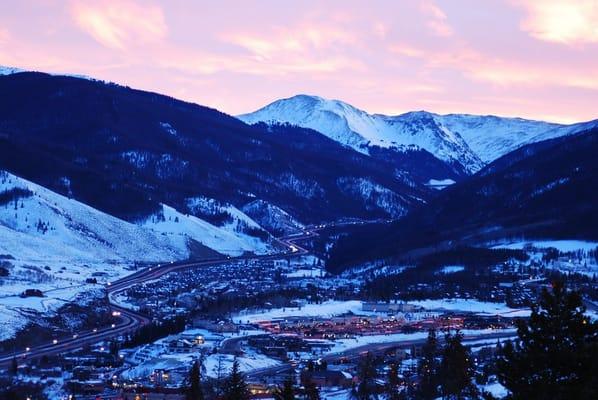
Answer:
[0, 0, 597, 123]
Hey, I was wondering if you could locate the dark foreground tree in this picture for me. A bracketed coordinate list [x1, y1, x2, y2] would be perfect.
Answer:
[438, 331, 476, 399]
[187, 359, 204, 400]
[497, 282, 598, 399]
[384, 362, 405, 400]
[353, 351, 378, 400]
[274, 373, 296, 400]
[303, 377, 321, 400]
[417, 328, 439, 400]
[10, 356, 18, 376]
[222, 358, 250, 400]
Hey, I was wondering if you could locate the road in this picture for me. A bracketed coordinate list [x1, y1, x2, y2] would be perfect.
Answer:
[0, 219, 394, 368]
[0, 228, 316, 368]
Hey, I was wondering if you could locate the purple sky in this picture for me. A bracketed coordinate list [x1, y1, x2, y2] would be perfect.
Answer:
[1, 0, 597, 122]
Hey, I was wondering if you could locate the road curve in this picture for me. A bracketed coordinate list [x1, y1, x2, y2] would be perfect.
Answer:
[0, 229, 315, 368]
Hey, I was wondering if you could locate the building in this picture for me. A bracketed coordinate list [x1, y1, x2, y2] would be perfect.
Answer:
[362, 301, 422, 313]
[301, 370, 353, 388]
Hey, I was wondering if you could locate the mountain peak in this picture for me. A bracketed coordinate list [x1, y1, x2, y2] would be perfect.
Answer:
[239, 95, 595, 172]
[239, 95, 483, 173]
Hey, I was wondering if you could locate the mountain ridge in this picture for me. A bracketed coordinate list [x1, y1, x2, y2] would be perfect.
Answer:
[239, 94, 598, 172]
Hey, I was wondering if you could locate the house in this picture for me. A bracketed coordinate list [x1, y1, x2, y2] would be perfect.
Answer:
[301, 370, 353, 388]
[165, 339, 200, 354]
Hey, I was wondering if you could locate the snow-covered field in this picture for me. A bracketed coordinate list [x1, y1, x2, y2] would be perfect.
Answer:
[232, 299, 530, 324]
[409, 299, 530, 317]
[203, 351, 281, 378]
[325, 328, 517, 355]
[493, 240, 598, 252]
[232, 300, 366, 323]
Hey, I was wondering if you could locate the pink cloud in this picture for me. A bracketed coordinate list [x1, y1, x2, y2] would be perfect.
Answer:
[0, 1, 595, 123]
[420, 0, 453, 37]
[70, 0, 167, 49]
[513, 0, 598, 45]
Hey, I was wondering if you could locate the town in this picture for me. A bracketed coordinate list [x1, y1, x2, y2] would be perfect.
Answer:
[1, 239, 596, 400]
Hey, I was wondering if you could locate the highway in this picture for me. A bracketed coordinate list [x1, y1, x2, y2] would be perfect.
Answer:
[0, 228, 315, 369]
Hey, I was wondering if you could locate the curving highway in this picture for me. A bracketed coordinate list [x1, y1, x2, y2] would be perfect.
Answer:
[0, 229, 315, 369]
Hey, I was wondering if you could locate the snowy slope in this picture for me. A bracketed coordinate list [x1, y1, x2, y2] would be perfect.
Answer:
[239, 95, 597, 172]
[141, 201, 277, 257]
[0, 170, 275, 264]
[0, 65, 25, 75]
[439, 115, 598, 163]
[0, 172, 189, 265]
[241, 199, 305, 236]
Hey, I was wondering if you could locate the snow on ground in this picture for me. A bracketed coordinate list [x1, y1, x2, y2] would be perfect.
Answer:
[321, 388, 352, 399]
[121, 328, 278, 380]
[328, 331, 429, 354]
[409, 299, 530, 317]
[203, 351, 281, 378]
[492, 240, 598, 252]
[0, 65, 25, 75]
[233, 299, 530, 324]
[325, 328, 516, 355]
[480, 381, 508, 399]
[232, 300, 365, 323]
[285, 268, 325, 278]
[426, 178, 456, 190]
[438, 265, 465, 274]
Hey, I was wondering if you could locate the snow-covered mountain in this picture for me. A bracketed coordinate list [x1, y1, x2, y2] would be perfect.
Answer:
[438, 114, 598, 163]
[239, 95, 483, 174]
[0, 170, 276, 266]
[0, 65, 25, 75]
[239, 95, 597, 172]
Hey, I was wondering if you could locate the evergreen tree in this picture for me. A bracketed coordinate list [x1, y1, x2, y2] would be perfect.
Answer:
[384, 362, 405, 400]
[497, 282, 598, 399]
[303, 377, 321, 400]
[417, 329, 439, 400]
[438, 331, 476, 400]
[353, 352, 378, 400]
[187, 360, 204, 400]
[222, 358, 250, 400]
[274, 373, 296, 400]
[10, 357, 18, 376]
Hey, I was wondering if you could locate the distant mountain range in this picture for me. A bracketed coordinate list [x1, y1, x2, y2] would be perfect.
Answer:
[0, 71, 432, 231]
[239, 94, 597, 174]
[0, 68, 596, 272]
[327, 127, 598, 271]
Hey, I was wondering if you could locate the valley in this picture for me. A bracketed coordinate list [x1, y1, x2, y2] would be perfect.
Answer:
[0, 69, 596, 400]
